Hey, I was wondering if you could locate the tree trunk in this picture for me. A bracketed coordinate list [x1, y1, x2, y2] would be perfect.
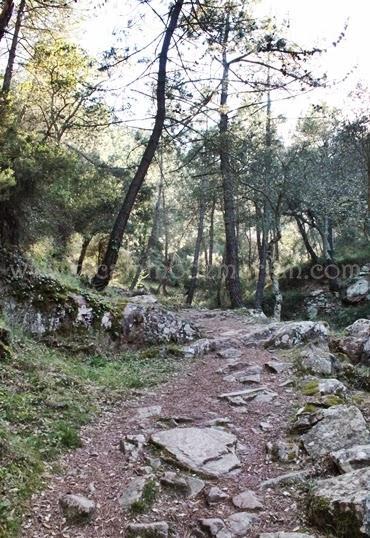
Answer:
[255, 74, 273, 312]
[130, 177, 163, 290]
[219, 14, 243, 308]
[91, 0, 184, 291]
[255, 226, 268, 311]
[0, 0, 14, 43]
[76, 235, 92, 276]
[209, 196, 215, 267]
[203, 238, 208, 269]
[0, 202, 19, 246]
[267, 228, 282, 321]
[2, 0, 25, 94]
[294, 214, 319, 264]
[186, 198, 206, 305]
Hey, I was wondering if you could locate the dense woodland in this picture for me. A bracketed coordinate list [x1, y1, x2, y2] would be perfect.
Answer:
[0, 0, 368, 312]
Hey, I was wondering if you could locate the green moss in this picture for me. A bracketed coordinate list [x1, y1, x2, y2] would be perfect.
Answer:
[130, 479, 158, 514]
[302, 403, 318, 413]
[301, 380, 319, 396]
[323, 394, 344, 407]
[308, 493, 364, 538]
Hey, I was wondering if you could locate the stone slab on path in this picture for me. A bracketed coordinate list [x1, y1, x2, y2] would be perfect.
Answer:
[151, 427, 240, 478]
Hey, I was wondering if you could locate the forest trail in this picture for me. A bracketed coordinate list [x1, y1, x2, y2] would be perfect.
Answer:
[21, 310, 320, 538]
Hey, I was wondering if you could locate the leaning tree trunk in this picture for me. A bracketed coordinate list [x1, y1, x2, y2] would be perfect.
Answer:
[218, 15, 243, 308]
[2, 0, 25, 95]
[186, 198, 206, 305]
[76, 235, 92, 276]
[91, 0, 184, 291]
[0, 0, 14, 43]
[294, 214, 319, 265]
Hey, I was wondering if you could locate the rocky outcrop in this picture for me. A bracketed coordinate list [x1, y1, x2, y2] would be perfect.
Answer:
[330, 444, 370, 473]
[151, 427, 240, 478]
[301, 405, 369, 458]
[337, 319, 370, 366]
[304, 288, 339, 320]
[240, 321, 329, 350]
[122, 303, 199, 345]
[0, 249, 120, 337]
[342, 265, 370, 304]
[299, 344, 337, 375]
[309, 468, 370, 537]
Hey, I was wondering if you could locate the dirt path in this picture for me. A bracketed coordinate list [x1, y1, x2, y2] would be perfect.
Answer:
[22, 310, 316, 538]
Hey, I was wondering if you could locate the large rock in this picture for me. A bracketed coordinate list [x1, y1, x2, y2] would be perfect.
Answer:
[338, 319, 370, 366]
[304, 288, 339, 320]
[300, 344, 336, 375]
[122, 303, 199, 345]
[199, 512, 256, 537]
[309, 468, 370, 537]
[59, 494, 96, 522]
[317, 378, 347, 396]
[182, 338, 213, 358]
[240, 321, 329, 350]
[126, 522, 169, 538]
[232, 489, 263, 511]
[344, 276, 369, 304]
[151, 427, 240, 478]
[301, 405, 369, 458]
[118, 477, 154, 511]
[330, 444, 370, 473]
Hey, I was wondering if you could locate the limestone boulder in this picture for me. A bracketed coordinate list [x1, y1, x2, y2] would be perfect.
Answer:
[338, 319, 370, 366]
[309, 468, 370, 537]
[343, 276, 369, 304]
[59, 494, 96, 522]
[182, 338, 213, 358]
[300, 344, 336, 375]
[122, 303, 199, 345]
[126, 522, 169, 538]
[330, 444, 370, 473]
[301, 405, 369, 458]
[240, 321, 329, 350]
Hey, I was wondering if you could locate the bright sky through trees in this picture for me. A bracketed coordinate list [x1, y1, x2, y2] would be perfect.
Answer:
[77, 0, 370, 137]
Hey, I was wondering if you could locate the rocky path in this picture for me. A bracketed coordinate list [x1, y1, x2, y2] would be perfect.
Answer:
[21, 310, 370, 538]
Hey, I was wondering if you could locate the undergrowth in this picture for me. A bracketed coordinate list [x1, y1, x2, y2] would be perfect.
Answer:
[0, 332, 177, 537]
